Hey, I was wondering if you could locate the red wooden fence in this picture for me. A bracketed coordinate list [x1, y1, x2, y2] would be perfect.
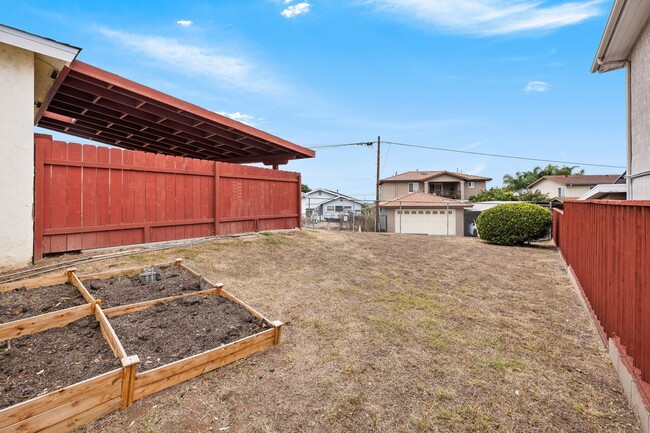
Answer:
[553, 201, 650, 387]
[34, 134, 301, 259]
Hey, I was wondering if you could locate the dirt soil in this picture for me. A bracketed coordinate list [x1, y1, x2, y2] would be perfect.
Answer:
[0, 316, 121, 409]
[65, 230, 640, 433]
[84, 266, 213, 308]
[109, 295, 267, 371]
[0, 283, 85, 324]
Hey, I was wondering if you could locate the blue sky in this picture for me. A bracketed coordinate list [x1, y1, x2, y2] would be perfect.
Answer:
[5, 0, 626, 199]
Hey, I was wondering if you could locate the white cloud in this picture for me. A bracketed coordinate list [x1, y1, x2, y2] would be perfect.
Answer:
[98, 28, 282, 94]
[365, 0, 604, 36]
[281, 2, 311, 18]
[216, 111, 257, 126]
[284, 0, 293, 3]
[176, 20, 193, 27]
[525, 81, 549, 93]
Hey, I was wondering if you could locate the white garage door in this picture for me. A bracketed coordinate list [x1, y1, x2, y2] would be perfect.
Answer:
[395, 209, 455, 235]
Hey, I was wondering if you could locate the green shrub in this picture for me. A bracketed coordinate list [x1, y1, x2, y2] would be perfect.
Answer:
[476, 203, 552, 246]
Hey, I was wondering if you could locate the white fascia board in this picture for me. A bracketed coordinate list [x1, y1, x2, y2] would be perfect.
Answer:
[0, 25, 80, 63]
[578, 184, 627, 200]
[591, 0, 650, 73]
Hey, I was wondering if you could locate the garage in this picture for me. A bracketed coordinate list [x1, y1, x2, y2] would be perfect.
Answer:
[379, 192, 473, 236]
[396, 209, 456, 235]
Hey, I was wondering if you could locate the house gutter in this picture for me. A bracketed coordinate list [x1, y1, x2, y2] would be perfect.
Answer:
[597, 58, 633, 199]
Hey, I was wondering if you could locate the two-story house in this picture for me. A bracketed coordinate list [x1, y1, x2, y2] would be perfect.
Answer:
[379, 170, 491, 201]
[528, 174, 621, 200]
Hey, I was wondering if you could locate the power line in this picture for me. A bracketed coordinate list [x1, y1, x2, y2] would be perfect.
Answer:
[383, 141, 626, 169]
[305, 139, 625, 169]
[307, 141, 374, 149]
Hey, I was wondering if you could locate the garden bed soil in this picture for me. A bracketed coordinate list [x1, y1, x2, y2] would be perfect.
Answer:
[0, 316, 121, 409]
[84, 266, 213, 308]
[0, 283, 85, 324]
[109, 295, 267, 371]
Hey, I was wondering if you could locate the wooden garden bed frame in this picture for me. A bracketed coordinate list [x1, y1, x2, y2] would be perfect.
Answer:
[0, 259, 282, 433]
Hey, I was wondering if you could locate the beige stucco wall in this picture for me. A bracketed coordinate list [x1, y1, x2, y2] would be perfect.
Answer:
[381, 179, 488, 201]
[532, 179, 591, 198]
[463, 181, 488, 199]
[630, 19, 650, 199]
[0, 43, 34, 269]
[382, 207, 465, 236]
[380, 181, 416, 201]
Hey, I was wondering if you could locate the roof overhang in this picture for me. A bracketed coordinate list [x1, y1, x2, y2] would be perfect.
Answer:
[0, 24, 82, 119]
[591, 0, 650, 73]
[578, 183, 627, 200]
[36, 60, 315, 165]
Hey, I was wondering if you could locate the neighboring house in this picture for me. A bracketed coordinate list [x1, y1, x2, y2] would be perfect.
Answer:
[528, 175, 620, 199]
[592, 0, 650, 199]
[379, 170, 491, 201]
[302, 188, 364, 220]
[379, 192, 473, 236]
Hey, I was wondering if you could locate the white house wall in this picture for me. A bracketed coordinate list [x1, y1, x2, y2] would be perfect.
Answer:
[0, 42, 34, 269]
[321, 198, 363, 219]
[631, 19, 650, 199]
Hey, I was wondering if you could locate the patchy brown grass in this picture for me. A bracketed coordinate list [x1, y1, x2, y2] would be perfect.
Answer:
[72, 230, 638, 432]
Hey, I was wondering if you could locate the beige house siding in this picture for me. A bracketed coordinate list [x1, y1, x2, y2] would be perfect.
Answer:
[381, 178, 488, 201]
[463, 181, 488, 199]
[380, 181, 422, 201]
[382, 208, 465, 236]
[631, 19, 650, 199]
[533, 179, 592, 198]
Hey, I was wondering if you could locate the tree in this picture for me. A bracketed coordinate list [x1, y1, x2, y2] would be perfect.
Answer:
[469, 187, 550, 203]
[301, 184, 311, 193]
[502, 164, 585, 191]
[469, 188, 517, 202]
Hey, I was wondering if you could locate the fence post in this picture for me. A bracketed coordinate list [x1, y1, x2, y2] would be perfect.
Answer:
[214, 162, 220, 236]
[33, 134, 49, 262]
[297, 173, 302, 229]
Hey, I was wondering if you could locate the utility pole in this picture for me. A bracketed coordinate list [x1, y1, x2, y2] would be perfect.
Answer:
[375, 136, 381, 232]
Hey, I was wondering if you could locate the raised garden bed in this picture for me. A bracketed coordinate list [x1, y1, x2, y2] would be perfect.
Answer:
[83, 266, 213, 308]
[0, 282, 85, 323]
[0, 316, 120, 410]
[0, 259, 282, 433]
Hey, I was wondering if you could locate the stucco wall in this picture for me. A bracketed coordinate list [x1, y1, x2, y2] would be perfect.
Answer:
[380, 181, 415, 201]
[463, 181, 488, 199]
[0, 43, 34, 269]
[631, 19, 650, 199]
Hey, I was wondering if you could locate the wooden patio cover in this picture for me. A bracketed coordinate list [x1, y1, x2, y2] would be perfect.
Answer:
[35, 60, 314, 166]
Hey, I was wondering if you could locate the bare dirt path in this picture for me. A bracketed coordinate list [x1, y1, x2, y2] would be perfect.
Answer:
[73, 230, 638, 432]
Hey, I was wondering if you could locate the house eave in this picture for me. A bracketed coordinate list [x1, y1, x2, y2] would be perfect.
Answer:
[591, 0, 650, 73]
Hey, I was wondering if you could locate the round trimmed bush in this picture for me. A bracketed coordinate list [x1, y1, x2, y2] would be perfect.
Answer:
[476, 203, 552, 246]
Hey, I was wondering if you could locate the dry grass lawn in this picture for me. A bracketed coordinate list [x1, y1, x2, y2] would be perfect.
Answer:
[71, 230, 639, 432]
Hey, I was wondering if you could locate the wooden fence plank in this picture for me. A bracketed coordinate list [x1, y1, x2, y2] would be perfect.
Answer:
[134, 330, 275, 400]
[102, 286, 222, 318]
[0, 304, 92, 341]
[95, 307, 127, 360]
[0, 369, 121, 429]
[0, 372, 121, 432]
[34, 137, 301, 258]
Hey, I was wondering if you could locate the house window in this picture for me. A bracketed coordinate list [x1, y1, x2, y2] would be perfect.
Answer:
[557, 187, 566, 197]
[404, 211, 410, 214]
[408, 182, 419, 193]
[448, 211, 453, 214]
[326, 206, 335, 212]
[418, 211, 424, 214]
[468, 182, 475, 188]
[397, 211, 402, 214]
[425, 211, 431, 214]
[335, 206, 344, 212]
[343, 206, 352, 210]
[432, 211, 438, 214]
